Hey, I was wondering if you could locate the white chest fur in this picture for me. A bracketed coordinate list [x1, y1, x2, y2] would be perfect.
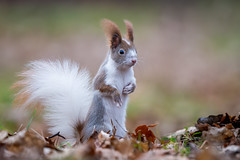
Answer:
[105, 56, 134, 92]
[102, 56, 135, 136]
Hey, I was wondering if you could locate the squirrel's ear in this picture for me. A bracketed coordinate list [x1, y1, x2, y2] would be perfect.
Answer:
[101, 19, 122, 49]
[124, 20, 134, 42]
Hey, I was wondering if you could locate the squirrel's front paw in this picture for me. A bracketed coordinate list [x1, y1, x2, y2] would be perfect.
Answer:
[113, 93, 122, 107]
[123, 83, 136, 95]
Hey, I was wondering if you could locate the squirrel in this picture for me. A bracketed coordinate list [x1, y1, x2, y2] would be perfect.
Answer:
[12, 19, 137, 144]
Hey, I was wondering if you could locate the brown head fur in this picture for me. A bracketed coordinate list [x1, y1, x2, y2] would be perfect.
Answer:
[101, 19, 136, 69]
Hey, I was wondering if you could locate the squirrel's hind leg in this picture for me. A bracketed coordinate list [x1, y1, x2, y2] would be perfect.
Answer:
[80, 93, 108, 142]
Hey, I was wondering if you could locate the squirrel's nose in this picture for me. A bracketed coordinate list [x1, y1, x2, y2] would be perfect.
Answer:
[132, 60, 136, 64]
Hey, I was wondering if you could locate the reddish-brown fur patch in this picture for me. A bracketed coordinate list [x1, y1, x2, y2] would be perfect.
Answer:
[101, 19, 122, 48]
[11, 81, 30, 107]
[124, 20, 134, 42]
[120, 39, 132, 51]
[93, 70, 107, 90]
[93, 69, 121, 102]
[75, 122, 84, 143]
[99, 84, 121, 104]
[11, 78, 44, 112]
[99, 84, 117, 94]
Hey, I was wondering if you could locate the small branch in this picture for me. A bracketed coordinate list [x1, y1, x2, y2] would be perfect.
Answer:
[46, 131, 66, 140]
[199, 140, 207, 150]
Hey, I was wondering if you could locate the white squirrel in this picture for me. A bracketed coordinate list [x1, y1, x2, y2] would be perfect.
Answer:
[13, 19, 137, 144]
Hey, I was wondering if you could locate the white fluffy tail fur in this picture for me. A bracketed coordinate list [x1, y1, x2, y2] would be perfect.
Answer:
[13, 60, 93, 143]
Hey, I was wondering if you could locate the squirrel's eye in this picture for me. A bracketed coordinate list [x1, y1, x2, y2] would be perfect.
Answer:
[119, 49, 125, 55]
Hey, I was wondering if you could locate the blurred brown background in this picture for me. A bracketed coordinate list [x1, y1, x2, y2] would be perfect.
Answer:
[0, 0, 240, 137]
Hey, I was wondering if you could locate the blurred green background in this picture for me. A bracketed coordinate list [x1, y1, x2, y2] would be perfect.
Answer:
[0, 0, 240, 137]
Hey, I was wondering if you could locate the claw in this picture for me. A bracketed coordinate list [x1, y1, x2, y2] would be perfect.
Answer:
[113, 94, 122, 107]
[122, 83, 135, 94]
[115, 101, 122, 107]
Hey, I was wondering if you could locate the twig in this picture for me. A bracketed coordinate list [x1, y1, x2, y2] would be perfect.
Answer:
[31, 128, 45, 141]
[17, 124, 23, 132]
[199, 140, 207, 149]
[111, 119, 117, 137]
[46, 131, 66, 140]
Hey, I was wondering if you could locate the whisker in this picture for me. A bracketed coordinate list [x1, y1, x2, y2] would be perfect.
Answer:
[134, 61, 145, 73]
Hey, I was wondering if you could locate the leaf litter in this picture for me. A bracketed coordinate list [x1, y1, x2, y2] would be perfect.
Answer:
[0, 113, 240, 159]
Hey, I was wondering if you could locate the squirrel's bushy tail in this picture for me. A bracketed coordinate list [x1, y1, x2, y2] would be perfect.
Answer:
[13, 60, 93, 143]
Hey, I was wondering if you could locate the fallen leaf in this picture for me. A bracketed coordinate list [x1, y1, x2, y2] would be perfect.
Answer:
[133, 124, 157, 144]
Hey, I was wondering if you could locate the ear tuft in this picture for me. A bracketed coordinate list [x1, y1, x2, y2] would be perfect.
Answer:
[101, 19, 122, 49]
[124, 20, 134, 42]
